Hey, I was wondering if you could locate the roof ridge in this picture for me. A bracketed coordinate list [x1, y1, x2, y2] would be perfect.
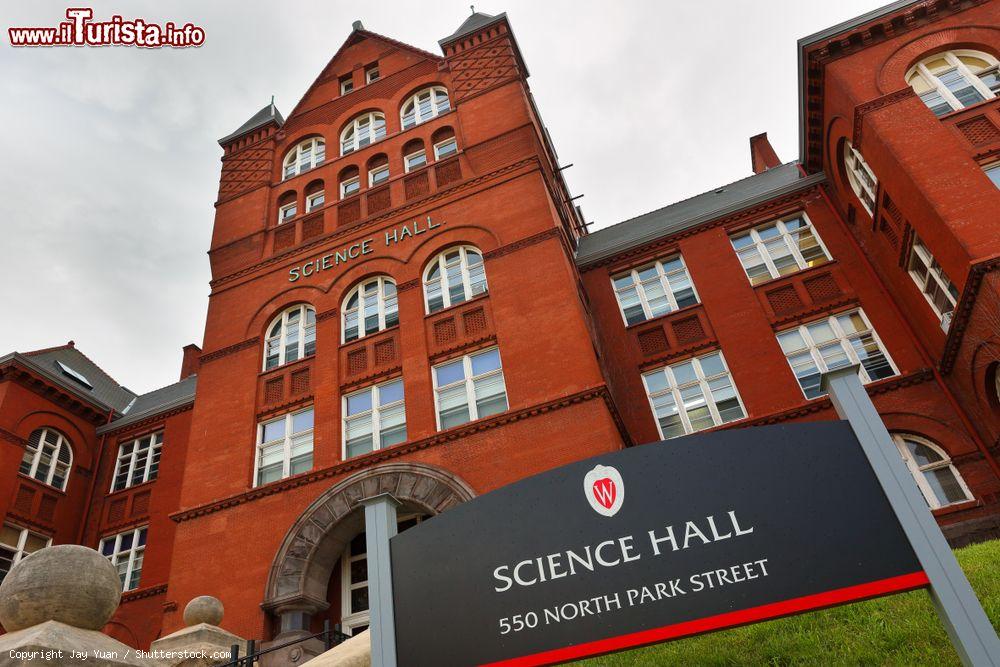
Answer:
[56, 345, 133, 395]
[587, 162, 800, 237]
[23, 342, 75, 357]
[135, 374, 197, 398]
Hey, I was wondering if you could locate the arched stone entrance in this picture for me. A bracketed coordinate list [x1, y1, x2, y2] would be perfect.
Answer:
[262, 462, 475, 644]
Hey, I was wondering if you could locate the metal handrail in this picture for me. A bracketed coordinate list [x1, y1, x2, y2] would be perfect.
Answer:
[221, 620, 350, 667]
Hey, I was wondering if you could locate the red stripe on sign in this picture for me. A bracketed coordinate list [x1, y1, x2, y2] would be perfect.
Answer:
[481, 571, 930, 667]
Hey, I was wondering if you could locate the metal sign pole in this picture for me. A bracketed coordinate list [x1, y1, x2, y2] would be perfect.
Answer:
[362, 492, 401, 667]
[822, 367, 1000, 666]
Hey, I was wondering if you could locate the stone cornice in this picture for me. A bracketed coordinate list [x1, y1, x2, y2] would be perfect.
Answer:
[208, 157, 541, 291]
[199, 337, 260, 366]
[483, 227, 562, 261]
[0, 360, 110, 425]
[169, 385, 615, 523]
[940, 256, 1000, 374]
[98, 402, 194, 439]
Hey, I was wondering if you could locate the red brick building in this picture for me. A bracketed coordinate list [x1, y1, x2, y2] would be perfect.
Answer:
[2, 1, 999, 657]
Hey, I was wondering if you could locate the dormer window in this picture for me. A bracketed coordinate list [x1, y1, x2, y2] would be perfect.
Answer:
[283, 138, 325, 180]
[55, 361, 93, 390]
[401, 87, 450, 130]
[907, 50, 999, 116]
[341, 112, 386, 156]
[340, 76, 354, 95]
[365, 64, 380, 84]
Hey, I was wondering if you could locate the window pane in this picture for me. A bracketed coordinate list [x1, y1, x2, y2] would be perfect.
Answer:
[435, 359, 465, 386]
[924, 467, 968, 505]
[292, 410, 314, 433]
[379, 380, 404, 406]
[905, 440, 943, 466]
[347, 390, 373, 416]
[470, 349, 501, 376]
[643, 370, 669, 395]
[698, 353, 725, 377]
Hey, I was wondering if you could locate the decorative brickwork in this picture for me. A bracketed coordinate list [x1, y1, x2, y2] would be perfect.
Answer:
[132, 491, 150, 517]
[273, 225, 296, 252]
[803, 274, 842, 303]
[448, 38, 520, 102]
[14, 486, 34, 514]
[435, 159, 462, 187]
[347, 349, 367, 375]
[338, 198, 361, 227]
[264, 377, 284, 404]
[463, 308, 487, 335]
[637, 327, 669, 356]
[434, 318, 457, 344]
[218, 145, 273, 202]
[37, 495, 56, 522]
[956, 115, 1000, 147]
[374, 339, 396, 365]
[404, 171, 430, 199]
[766, 285, 804, 314]
[671, 316, 706, 345]
[290, 368, 311, 395]
[301, 216, 324, 241]
[108, 498, 126, 524]
[367, 186, 391, 215]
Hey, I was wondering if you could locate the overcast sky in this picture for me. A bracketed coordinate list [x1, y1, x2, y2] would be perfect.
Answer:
[0, 0, 887, 394]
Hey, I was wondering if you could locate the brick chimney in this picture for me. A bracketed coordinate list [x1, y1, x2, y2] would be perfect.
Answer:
[749, 132, 782, 174]
[180, 344, 202, 380]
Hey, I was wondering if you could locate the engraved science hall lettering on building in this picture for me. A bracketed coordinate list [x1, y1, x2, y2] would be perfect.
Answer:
[287, 215, 444, 282]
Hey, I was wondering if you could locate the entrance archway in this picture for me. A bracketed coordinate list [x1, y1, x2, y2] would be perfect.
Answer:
[262, 462, 475, 640]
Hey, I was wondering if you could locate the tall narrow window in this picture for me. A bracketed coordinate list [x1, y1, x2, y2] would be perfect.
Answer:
[278, 201, 297, 224]
[907, 234, 959, 327]
[99, 527, 146, 591]
[843, 141, 878, 215]
[405, 149, 427, 172]
[424, 246, 487, 314]
[341, 515, 425, 635]
[255, 408, 314, 486]
[611, 255, 698, 326]
[368, 155, 390, 186]
[340, 76, 354, 95]
[342, 276, 398, 342]
[111, 432, 163, 492]
[263, 305, 316, 370]
[401, 87, 451, 130]
[307, 191, 325, 212]
[341, 112, 386, 155]
[985, 162, 1000, 189]
[776, 309, 896, 399]
[282, 138, 325, 180]
[730, 214, 831, 285]
[0, 523, 50, 582]
[344, 378, 406, 459]
[906, 50, 999, 116]
[365, 64, 380, 84]
[642, 351, 745, 439]
[433, 348, 508, 430]
[434, 137, 458, 160]
[19, 428, 72, 491]
[892, 434, 973, 509]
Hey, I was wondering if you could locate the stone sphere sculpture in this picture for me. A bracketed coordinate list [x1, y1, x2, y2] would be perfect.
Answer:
[0, 544, 121, 632]
[183, 595, 224, 626]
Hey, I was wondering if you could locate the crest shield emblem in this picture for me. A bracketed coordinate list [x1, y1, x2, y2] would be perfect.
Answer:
[584, 464, 624, 517]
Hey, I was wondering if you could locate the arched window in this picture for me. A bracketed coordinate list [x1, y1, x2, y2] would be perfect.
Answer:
[402, 139, 427, 173]
[340, 112, 386, 156]
[264, 304, 316, 370]
[305, 180, 325, 212]
[20, 428, 72, 491]
[342, 276, 399, 342]
[892, 434, 973, 509]
[283, 137, 325, 180]
[423, 246, 487, 314]
[367, 154, 389, 186]
[339, 166, 360, 199]
[431, 127, 458, 160]
[843, 141, 878, 216]
[401, 87, 451, 130]
[277, 190, 297, 225]
[907, 50, 1000, 116]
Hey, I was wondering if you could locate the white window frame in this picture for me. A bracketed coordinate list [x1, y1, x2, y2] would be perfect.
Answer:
[111, 432, 163, 492]
[342, 276, 399, 343]
[404, 149, 427, 173]
[253, 407, 314, 487]
[368, 164, 390, 186]
[984, 162, 1000, 189]
[340, 77, 354, 95]
[278, 201, 297, 225]
[641, 351, 746, 440]
[19, 428, 72, 491]
[423, 245, 488, 314]
[342, 378, 407, 459]
[432, 347, 508, 431]
[892, 434, 974, 509]
[365, 66, 380, 84]
[1, 523, 51, 581]
[306, 191, 325, 212]
[340, 176, 360, 199]
[730, 213, 833, 285]
[340, 514, 424, 635]
[907, 50, 999, 115]
[99, 527, 146, 592]
[776, 309, 898, 400]
[282, 137, 325, 180]
[340, 112, 386, 156]
[844, 142, 878, 216]
[907, 234, 959, 325]
[263, 304, 317, 370]
[611, 255, 699, 327]
[400, 86, 451, 130]
[433, 137, 458, 160]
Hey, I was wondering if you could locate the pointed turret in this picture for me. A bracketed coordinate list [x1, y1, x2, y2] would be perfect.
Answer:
[218, 102, 284, 146]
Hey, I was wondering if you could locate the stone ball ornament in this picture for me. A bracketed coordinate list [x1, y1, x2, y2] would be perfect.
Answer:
[0, 544, 122, 632]
[183, 595, 225, 626]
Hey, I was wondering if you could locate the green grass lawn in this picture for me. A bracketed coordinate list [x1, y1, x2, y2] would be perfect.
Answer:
[578, 539, 1000, 666]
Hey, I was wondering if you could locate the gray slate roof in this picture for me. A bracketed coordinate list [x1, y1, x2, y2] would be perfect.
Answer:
[575, 162, 826, 267]
[219, 103, 285, 145]
[98, 375, 197, 434]
[22, 345, 136, 413]
[439, 11, 506, 45]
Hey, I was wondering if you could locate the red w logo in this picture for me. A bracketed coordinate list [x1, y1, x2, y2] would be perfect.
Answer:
[592, 478, 616, 510]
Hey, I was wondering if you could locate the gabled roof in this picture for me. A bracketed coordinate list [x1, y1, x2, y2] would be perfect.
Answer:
[98, 375, 197, 434]
[575, 163, 826, 267]
[219, 102, 284, 145]
[439, 11, 507, 46]
[23, 344, 137, 412]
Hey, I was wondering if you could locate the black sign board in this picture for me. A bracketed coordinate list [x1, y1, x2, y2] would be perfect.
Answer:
[391, 422, 926, 666]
